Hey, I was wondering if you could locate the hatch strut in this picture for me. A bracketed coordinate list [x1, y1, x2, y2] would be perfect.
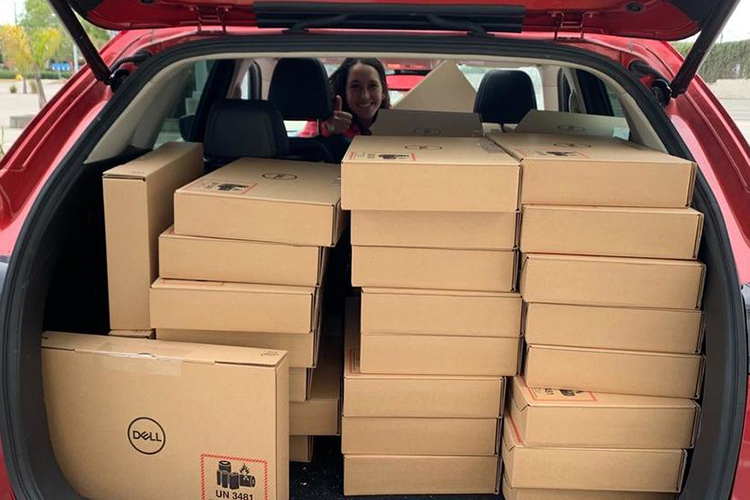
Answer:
[670, 0, 741, 98]
[48, 0, 112, 87]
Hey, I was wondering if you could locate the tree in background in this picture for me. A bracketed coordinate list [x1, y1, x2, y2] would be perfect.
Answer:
[22, 0, 110, 63]
[0, 24, 62, 108]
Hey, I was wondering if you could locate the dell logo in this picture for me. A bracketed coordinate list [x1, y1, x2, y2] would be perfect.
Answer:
[128, 417, 166, 455]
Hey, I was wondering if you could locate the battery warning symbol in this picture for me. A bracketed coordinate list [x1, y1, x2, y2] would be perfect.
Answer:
[216, 460, 256, 490]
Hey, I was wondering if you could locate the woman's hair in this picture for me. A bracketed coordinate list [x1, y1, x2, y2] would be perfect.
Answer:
[329, 58, 391, 116]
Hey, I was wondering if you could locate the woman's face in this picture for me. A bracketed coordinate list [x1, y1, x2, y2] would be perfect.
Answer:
[345, 62, 384, 121]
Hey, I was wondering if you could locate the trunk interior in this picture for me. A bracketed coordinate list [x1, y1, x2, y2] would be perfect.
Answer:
[0, 36, 745, 500]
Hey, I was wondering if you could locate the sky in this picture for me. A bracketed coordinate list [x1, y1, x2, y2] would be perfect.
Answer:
[0, 0, 749, 41]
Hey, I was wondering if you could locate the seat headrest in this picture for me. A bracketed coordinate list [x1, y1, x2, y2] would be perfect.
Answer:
[204, 100, 289, 159]
[473, 70, 537, 125]
[268, 58, 332, 121]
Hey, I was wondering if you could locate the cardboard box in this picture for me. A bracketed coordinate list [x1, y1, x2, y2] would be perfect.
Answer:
[351, 210, 518, 250]
[520, 254, 705, 309]
[371, 109, 484, 137]
[108, 330, 155, 339]
[514, 110, 630, 139]
[361, 288, 521, 337]
[341, 136, 520, 212]
[289, 368, 310, 402]
[342, 416, 498, 456]
[156, 329, 318, 368]
[290, 336, 342, 436]
[521, 205, 703, 259]
[289, 436, 313, 463]
[159, 227, 327, 286]
[344, 308, 505, 418]
[502, 475, 677, 500]
[509, 376, 699, 449]
[393, 61, 477, 113]
[42, 332, 288, 500]
[360, 333, 520, 376]
[103, 142, 204, 330]
[345, 455, 499, 496]
[524, 303, 703, 354]
[174, 158, 344, 246]
[150, 278, 320, 334]
[353, 246, 517, 292]
[524, 344, 704, 399]
[489, 132, 696, 207]
[502, 416, 687, 493]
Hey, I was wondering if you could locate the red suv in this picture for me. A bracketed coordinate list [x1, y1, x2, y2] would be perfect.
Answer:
[0, 0, 749, 498]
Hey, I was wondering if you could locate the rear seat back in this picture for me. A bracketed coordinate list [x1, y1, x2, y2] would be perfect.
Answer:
[203, 99, 289, 171]
[473, 69, 537, 128]
[268, 58, 335, 163]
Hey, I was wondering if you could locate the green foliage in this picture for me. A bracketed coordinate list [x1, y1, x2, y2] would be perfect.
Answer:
[0, 69, 70, 79]
[671, 39, 750, 83]
[9, 85, 17, 94]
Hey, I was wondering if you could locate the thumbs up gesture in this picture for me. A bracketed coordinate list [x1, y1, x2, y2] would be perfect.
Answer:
[325, 95, 353, 135]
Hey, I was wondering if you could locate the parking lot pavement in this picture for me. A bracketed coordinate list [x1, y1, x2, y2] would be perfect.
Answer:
[0, 80, 64, 154]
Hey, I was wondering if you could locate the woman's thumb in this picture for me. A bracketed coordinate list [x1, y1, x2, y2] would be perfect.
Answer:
[334, 95, 343, 112]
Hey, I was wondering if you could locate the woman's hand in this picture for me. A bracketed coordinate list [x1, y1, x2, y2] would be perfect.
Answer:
[325, 95, 353, 135]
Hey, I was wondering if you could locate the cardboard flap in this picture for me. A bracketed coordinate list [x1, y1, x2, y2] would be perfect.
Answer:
[152, 277, 315, 296]
[42, 331, 286, 367]
[503, 415, 523, 451]
[103, 142, 203, 180]
[176, 157, 341, 206]
[524, 253, 705, 268]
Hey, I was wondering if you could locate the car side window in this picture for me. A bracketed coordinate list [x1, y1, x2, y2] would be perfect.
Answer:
[154, 60, 215, 148]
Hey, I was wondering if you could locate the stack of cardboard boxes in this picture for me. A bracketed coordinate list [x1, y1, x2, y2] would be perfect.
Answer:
[148, 157, 346, 462]
[340, 135, 523, 495]
[487, 133, 704, 498]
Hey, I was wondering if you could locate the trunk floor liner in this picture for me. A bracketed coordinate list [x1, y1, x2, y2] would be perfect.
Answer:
[290, 436, 503, 499]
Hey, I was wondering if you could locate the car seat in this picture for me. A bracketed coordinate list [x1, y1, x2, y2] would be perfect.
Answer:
[268, 58, 338, 163]
[203, 99, 290, 172]
[473, 69, 537, 130]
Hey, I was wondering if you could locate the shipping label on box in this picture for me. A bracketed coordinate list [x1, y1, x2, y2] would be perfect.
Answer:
[488, 132, 696, 207]
[520, 205, 703, 259]
[351, 210, 518, 250]
[150, 278, 321, 334]
[103, 142, 204, 330]
[159, 227, 327, 286]
[502, 415, 687, 493]
[353, 246, 517, 292]
[345, 455, 499, 496]
[174, 158, 344, 246]
[42, 332, 289, 500]
[509, 376, 699, 449]
[524, 302, 703, 354]
[344, 302, 505, 418]
[524, 344, 704, 399]
[342, 136, 520, 212]
[520, 254, 705, 309]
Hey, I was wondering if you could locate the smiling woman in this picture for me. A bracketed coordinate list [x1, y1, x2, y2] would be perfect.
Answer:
[300, 58, 391, 138]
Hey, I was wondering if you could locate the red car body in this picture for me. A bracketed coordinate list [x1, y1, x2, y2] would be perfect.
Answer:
[0, 1, 749, 497]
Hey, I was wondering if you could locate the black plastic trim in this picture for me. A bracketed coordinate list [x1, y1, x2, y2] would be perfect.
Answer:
[0, 33, 745, 500]
[254, 2, 524, 33]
